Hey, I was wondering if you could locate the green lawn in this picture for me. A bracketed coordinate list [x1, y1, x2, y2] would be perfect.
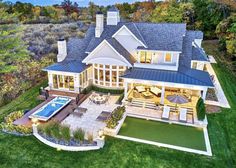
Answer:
[119, 117, 206, 151]
[0, 41, 235, 167]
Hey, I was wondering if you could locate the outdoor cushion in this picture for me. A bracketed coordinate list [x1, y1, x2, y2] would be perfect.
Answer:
[135, 86, 146, 93]
[179, 108, 187, 122]
[150, 87, 162, 96]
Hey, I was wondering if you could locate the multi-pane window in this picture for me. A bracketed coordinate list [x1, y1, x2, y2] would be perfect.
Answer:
[140, 51, 152, 63]
[93, 64, 126, 87]
[52, 75, 74, 91]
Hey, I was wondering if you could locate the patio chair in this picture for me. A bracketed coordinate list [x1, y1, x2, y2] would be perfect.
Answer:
[179, 108, 187, 123]
[89, 97, 94, 104]
[162, 106, 170, 120]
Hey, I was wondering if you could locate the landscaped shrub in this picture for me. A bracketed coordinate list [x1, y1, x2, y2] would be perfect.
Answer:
[117, 93, 124, 104]
[50, 122, 62, 141]
[196, 98, 206, 121]
[87, 133, 94, 144]
[73, 128, 85, 144]
[106, 106, 125, 129]
[60, 125, 71, 143]
[5, 111, 23, 124]
[0, 111, 32, 135]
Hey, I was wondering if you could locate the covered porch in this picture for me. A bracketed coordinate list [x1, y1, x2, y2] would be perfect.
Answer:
[123, 79, 208, 125]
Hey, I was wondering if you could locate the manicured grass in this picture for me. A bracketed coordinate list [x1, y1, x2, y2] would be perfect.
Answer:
[119, 117, 206, 151]
[0, 41, 235, 167]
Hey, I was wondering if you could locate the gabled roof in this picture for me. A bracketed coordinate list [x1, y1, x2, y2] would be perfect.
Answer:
[122, 67, 214, 87]
[86, 22, 186, 53]
[43, 60, 89, 73]
[106, 38, 136, 64]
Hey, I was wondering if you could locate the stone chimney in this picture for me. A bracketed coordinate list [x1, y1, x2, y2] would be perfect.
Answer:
[107, 6, 120, 26]
[57, 38, 67, 62]
[95, 11, 104, 38]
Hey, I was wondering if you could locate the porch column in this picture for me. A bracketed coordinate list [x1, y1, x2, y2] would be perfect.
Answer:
[160, 86, 165, 105]
[137, 51, 140, 63]
[74, 74, 80, 93]
[124, 81, 128, 100]
[201, 88, 207, 102]
[48, 72, 53, 89]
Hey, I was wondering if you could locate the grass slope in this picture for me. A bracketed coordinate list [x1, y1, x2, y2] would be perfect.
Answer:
[119, 117, 206, 151]
[0, 41, 235, 168]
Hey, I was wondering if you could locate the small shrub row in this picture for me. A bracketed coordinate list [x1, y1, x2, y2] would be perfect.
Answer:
[38, 121, 94, 145]
[81, 85, 124, 95]
[0, 111, 32, 135]
[106, 106, 125, 129]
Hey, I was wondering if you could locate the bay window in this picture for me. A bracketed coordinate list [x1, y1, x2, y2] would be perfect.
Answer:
[93, 64, 126, 87]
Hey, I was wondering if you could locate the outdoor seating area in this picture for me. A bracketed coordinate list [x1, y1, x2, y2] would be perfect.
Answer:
[62, 92, 119, 137]
[89, 92, 110, 105]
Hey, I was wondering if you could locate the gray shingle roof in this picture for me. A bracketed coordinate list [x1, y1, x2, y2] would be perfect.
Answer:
[86, 22, 186, 53]
[192, 45, 209, 62]
[190, 30, 203, 39]
[122, 67, 213, 87]
[135, 23, 186, 51]
[106, 38, 136, 64]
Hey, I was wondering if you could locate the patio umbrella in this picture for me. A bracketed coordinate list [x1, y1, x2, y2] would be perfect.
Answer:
[166, 95, 189, 112]
[166, 95, 189, 104]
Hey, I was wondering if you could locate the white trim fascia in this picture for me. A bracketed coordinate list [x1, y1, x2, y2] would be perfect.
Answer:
[191, 60, 209, 64]
[123, 78, 211, 90]
[82, 39, 132, 67]
[136, 48, 182, 54]
[46, 70, 80, 76]
[112, 25, 147, 48]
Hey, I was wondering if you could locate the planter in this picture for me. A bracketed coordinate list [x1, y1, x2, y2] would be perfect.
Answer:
[104, 113, 127, 136]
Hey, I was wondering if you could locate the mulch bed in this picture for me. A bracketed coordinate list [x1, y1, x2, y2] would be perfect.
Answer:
[206, 105, 221, 114]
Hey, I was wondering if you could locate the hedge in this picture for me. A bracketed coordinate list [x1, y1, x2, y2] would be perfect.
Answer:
[81, 85, 124, 95]
[196, 98, 206, 121]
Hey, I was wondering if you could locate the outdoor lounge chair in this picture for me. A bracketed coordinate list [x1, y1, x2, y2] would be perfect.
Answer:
[162, 106, 170, 120]
[179, 108, 187, 122]
[135, 86, 146, 93]
[96, 111, 111, 122]
[74, 107, 87, 113]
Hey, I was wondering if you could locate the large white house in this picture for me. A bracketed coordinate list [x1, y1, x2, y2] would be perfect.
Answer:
[44, 6, 213, 108]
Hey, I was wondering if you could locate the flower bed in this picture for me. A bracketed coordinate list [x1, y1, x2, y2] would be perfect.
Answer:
[103, 106, 126, 136]
[106, 106, 125, 129]
[0, 111, 32, 135]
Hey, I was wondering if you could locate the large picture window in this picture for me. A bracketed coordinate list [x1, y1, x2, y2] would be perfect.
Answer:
[93, 64, 126, 87]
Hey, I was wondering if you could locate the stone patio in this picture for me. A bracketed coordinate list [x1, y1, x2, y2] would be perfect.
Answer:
[62, 94, 120, 137]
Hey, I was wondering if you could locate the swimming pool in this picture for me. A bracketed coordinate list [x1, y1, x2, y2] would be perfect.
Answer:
[29, 97, 72, 121]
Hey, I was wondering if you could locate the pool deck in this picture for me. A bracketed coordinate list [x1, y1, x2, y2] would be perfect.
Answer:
[13, 97, 77, 127]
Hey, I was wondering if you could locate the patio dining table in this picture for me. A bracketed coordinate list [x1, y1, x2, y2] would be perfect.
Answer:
[93, 95, 106, 104]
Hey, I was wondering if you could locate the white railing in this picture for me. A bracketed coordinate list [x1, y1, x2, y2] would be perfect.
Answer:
[32, 124, 105, 151]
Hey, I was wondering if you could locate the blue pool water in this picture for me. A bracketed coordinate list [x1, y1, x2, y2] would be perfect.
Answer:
[30, 97, 71, 120]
